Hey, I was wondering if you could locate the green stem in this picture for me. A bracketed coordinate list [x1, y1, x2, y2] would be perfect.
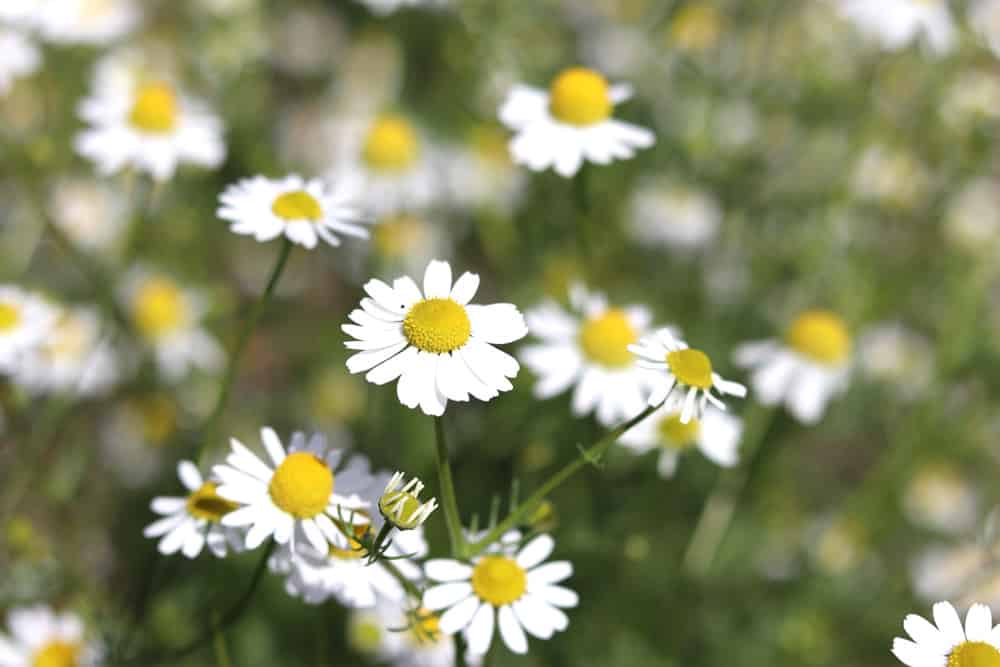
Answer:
[211, 618, 232, 667]
[466, 404, 658, 558]
[197, 239, 293, 465]
[434, 416, 466, 557]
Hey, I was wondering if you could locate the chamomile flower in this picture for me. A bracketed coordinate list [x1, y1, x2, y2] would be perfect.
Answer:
[217, 175, 369, 250]
[972, 0, 1000, 58]
[379, 472, 438, 530]
[628, 180, 723, 252]
[143, 460, 243, 558]
[892, 601, 1000, 667]
[48, 177, 128, 254]
[734, 310, 851, 425]
[75, 50, 225, 182]
[100, 394, 178, 488]
[619, 405, 742, 478]
[520, 285, 661, 426]
[213, 427, 373, 552]
[834, 0, 956, 55]
[0, 2, 38, 27]
[628, 329, 746, 424]
[34, 0, 141, 45]
[0, 286, 57, 375]
[444, 125, 526, 215]
[349, 600, 475, 667]
[120, 268, 223, 382]
[343, 259, 527, 417]
[354, 0, 447, 16]
[0, 30, 39, 97]
[0, 605, 101, 667]
[499, 66, 654, 177]
[423, 533, 577, 655]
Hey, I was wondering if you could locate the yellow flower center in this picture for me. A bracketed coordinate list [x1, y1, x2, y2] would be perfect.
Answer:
[362, 115, 419, 172]
[468, 125, 511, 167]
[271, 190, 323, 222]
[373, 214, 425, 258]
[403, 298, 472, 354]
[268, 452, 334, 519]
[128, 82, 178, 133]
[666, 348, 714, 389]
[348, 618, 383, 653]
[328, 521, 370, 559]
[785, 310, 850, 365]
[948, 641, 1000, 667]
[0, 302, 21, 332]
[411, 608, 443, 645]
[471, 556, 528, 606]
[137, 395, 177, 445]
[186, 482, 239, 523]
[657, 414, 700, 449]
[133, 278, 188, 339]
[578, 309, 637, 368]
[549, 67, 613, 127]
[669, 4, 723, 52]
[32, 641, 81, 667]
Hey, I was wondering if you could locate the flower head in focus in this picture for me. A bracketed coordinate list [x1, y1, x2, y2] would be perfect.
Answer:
[892, 601, 1000, 667]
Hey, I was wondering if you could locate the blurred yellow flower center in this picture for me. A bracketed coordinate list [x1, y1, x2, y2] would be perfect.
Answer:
[947, 641, 1000, 667]
[667, 348, 714, 388]
[134, 278, 187, 339]
[136, 395, 177, 445]
[349, 618, 383, 653]
[403, 298, 471, 354]
[658, 414, 700, 449]
[373, 215, 425, 258]
[271, 190, 322, 221]
[32, 641, 81, 667]
[128, 82, 178, 133]
[669, 4, 723, 52]
[329, 520, 369, 559]
[549, 67, 613, 126]
[0, 302, 22, 331]
[363, 115, 419, 172]
[785, 310, 850, 365]
[186, 482, 238, 523]
[268, 452, 334, 519]
[411, 608, 442, 645]
[471, 556, 527, 606]
[579, 309, 637, 368]
[469, 125, 511, 166]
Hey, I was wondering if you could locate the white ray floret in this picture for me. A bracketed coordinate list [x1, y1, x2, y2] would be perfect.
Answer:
[892, 601, 1000, 667]
[0, 29, 40, 97]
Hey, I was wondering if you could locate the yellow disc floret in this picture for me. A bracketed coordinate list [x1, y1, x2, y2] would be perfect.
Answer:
[947, 641, 1000, 667]
[186, 482, 239, 523]
[271, 190, 323, 222]
[32, 641, 81, 667]
[403, 298, 472, 354]
[268, 452, 334, 519]
[128, 82, 178, 133]
[362, 115, 419, 172]
[578, 309, 637, 368]
[666, 348, 714, 389]
[785, 310, 850, 365]
[658, 414, 700, 449]
[410, 608, 443, 645]
[471, 556, 528, 606]
[133, 278, 188, 339]
[0, 302, 21, 331]
[549, 67, 613, 127]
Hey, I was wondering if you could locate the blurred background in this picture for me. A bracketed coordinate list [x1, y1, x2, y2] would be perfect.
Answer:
[3, 0, 1000, 665]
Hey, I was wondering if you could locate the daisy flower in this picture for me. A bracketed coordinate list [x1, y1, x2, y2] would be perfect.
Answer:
[34, 0, 141, 45]
[423, 532, 577, 655]
[217, 175, 369, 250]
[354, 0, 447, 16]
[349, 600, 480, 667]
[0, 286, 57, 375]
[619, 405, 742, 478]
[629, 328, 747, 423]
[892, 601, 1000, 667]
[143, 460, 243, 559]
[0, 29, 39, 97]
[213, 427, 373, 553]
[0, 605, 101, 666]
[75, 50, 225, 182]
[628, 180, 723, 252]
[342, 259, 527, 417]
[499, 66, 654, 177]
[733, 309, 851, 425]
[972, 0, 1000, 59]
[519, 284, 662, 426]
[833, 0, 956, 55]
[120, 268, 223, 382]
[48, 177, 128, 254]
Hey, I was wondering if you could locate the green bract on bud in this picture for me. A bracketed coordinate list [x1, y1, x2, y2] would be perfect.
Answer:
[378, 471, 438, 530]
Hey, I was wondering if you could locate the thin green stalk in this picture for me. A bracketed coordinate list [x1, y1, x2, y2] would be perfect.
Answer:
[681, 404, 776, 576]
[466, 404, 658, 558]
[434, 416, 467, 557]
[211, 619, 232, 667]
[198, 239, 293, 465]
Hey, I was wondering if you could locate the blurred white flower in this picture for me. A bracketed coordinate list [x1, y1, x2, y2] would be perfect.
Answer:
[342, 259, 527, 417]
[100, 394, 178, 488]
[443, 125, 526, 214]
[971, 0, 1000, 58]
[833, 0, 956, 55]
[499, 67, 654, 178]
[619, 405, 742, 478]
[945, 178, 1000, 255]
[851, 144, 930, 209]
[348, 600, 479, 667]
[34, 0, 141, 45]
[0, 605, 101, 666]
[941, 71, 1000, 127]
[48, 177, 128, 254]
[520, 285, 660, 426]
[0, 286, 57, 375]
[734, 310, 851, 425]
[370, 213, 451, 275]
[120, 268, 223, 382]
[858, 322, 934, 399]
[218, 175, 368, 250]
[891, 601, 1000, 667]
[75, 50, 225, 182]
[423, 533, 577, 655]
[903, 464, 978, 535]
[809, 514, 867, 574]
[910, 544, 1000, 608]
[144, 460, 244, 559]
[628, 181, 722, 252]
[354, 0, 447, 16]
[0, 1, 39, 27]
[0, 29, 40, 96]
